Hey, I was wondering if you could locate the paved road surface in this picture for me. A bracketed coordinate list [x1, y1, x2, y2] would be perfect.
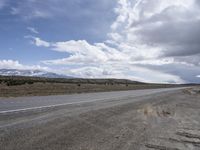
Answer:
[0, 87, 184, 113]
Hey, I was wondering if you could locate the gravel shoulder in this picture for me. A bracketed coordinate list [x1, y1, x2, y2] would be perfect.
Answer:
[0, 87, 200, 150]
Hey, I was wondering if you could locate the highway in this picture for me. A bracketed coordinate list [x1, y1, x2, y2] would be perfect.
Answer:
[1, 87, 199, 150]
[0, 87, 185, 113]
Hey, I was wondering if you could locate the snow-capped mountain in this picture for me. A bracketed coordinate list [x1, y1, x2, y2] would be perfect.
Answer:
[0, 69, 72, 78]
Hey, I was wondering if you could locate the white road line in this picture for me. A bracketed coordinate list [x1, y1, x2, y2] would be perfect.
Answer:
[0, 87, 186, 115]
[0, 94, 134, 114]
[0, 99, 102, 114]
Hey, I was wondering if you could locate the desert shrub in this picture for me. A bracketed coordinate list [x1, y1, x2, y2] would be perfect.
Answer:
[6, 80, 26, 86]
[27, 81, 34, 85]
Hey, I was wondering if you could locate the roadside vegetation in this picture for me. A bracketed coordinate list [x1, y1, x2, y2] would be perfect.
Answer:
[0, 75, 192, 97]
[0, 75, 144, 86]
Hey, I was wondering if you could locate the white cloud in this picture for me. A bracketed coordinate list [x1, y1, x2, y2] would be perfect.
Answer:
[39, 39, 184, 83]
[109, 0, 200, 60]
[32, 37, 50, 47]
[58, 65, 184, 84]
[27, 27, 39, 34]
[29, 0, 200, 83]
[49, 40, 127, 64]
[0, 60, 48, 70]
[197, 75, 200, 78]
[52, 40, 107, 61]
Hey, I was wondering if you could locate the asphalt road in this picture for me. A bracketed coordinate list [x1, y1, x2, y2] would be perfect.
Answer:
[2, 87, 200, 150]
[0, 87, 185, 113]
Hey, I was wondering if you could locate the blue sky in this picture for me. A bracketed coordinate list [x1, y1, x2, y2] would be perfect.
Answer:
[0, 0, 200, 83]
[0, 0, 116, 63]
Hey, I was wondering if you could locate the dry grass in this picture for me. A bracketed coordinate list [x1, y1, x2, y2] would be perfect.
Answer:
[0, 82, 175, 97]
[0, 76, 187, 97]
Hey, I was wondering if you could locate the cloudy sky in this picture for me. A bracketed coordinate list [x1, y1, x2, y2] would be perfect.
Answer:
[0, 0, 200, 83]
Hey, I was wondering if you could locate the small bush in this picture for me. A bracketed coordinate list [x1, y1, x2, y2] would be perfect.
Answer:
[6, 80, 26, 86]
[27, 81, 34, 85]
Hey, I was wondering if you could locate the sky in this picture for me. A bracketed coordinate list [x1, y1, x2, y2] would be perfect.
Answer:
[0, 0, 200, 83]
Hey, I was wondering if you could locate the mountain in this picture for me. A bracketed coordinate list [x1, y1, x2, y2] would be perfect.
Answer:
[0, 69, 72, 78]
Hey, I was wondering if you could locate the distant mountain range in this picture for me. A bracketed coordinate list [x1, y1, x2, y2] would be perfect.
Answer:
[0, 69, 72, 78]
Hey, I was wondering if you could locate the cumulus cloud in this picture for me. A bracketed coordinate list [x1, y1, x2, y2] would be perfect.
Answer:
[30, 0, 200, 83]
[60, 66, 183, 83]
[107, 0, 200, 82]
[37, 39, 183, 83]
[0, 60, 48, 70]
[110, 0, 200, 63]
